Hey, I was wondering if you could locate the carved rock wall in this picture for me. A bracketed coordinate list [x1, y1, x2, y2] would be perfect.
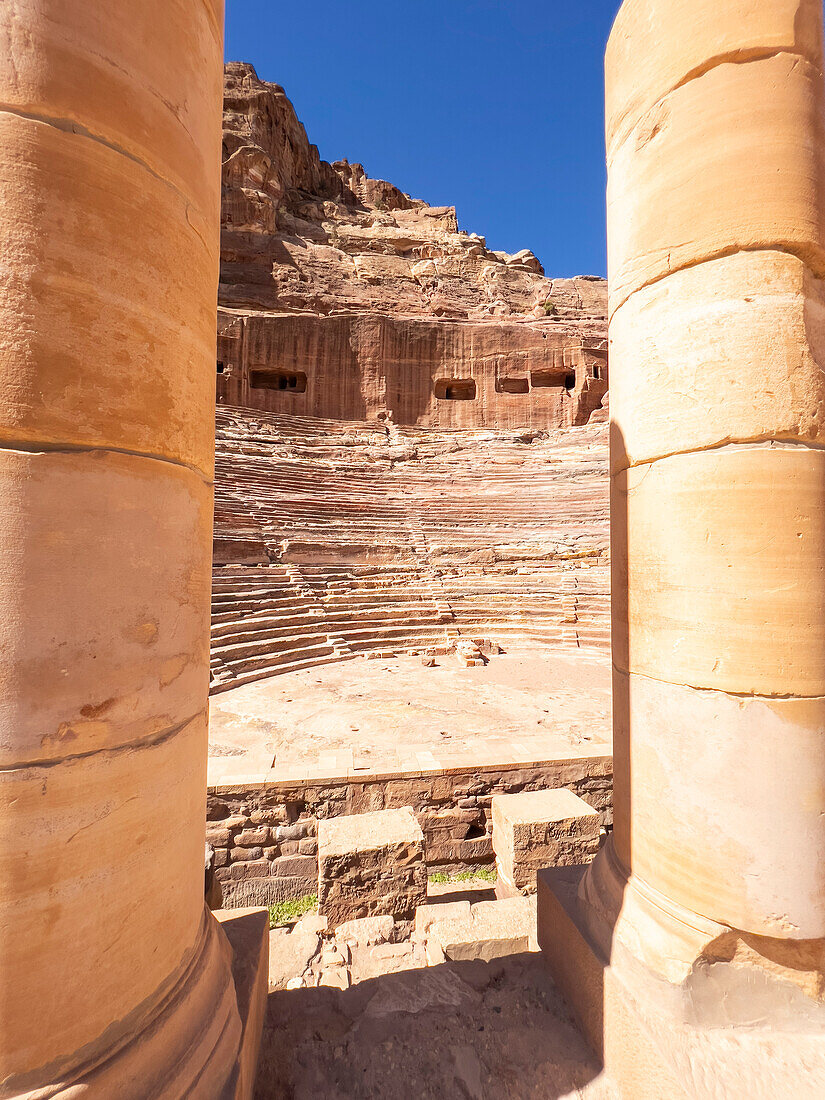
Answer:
[217, 63, 608, 428]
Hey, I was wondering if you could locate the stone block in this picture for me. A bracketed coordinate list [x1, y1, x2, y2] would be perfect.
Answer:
[206, 827, 231, 848]
[0, 0, 224, 214]
[427, 895, 538, 962]
[235, 828, 270, 847]
[222, 876, 314, 909]
[0, 716, 209, 1067]
[317, 807, 426, 927]
[425, 835, 493, 867]
[415, 901, 472, 939]
[335, 915, 395, 947]
[229, 859, 271, 881]
[0, 450, 211, 769]
[267, 928, 320, 991]
[613, 445, 825, 696]
[270, 855, 317, 879]
[0, 113, 217, 475]
[612, 670, 825, 939]
[605, 0, 823, 153]
[230, 846, 263, 863]
[492, 788, 600, 894]
[214, 907, 270, 1100]
[607, 53, 825, 316]
[609, 251, 825, 471]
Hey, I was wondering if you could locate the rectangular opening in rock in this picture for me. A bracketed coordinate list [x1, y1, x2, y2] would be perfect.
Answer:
[495, 376, 530, 394]
[217, 360, 226, 374]
[250, 369, 308, 393]
[434, 378, 476, 401]
[529, 369, 564, 388]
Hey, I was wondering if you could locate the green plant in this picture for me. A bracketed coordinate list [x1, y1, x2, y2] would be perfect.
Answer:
[543, 300, 557, 316]
[267, 894, 317, 929]
[428, 867, 497, 885]
[453, 867, 497, 883]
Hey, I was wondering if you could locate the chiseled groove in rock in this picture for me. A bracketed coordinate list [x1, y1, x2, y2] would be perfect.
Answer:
[608, 45, 824, 155]
[0, 437, 215, 487]
[609, 240, 825, 322]
[0, 103, 212, 250]
[0, 708, 207, 774]
[610, 659, 825, 703]
[611, 433, 825, 475]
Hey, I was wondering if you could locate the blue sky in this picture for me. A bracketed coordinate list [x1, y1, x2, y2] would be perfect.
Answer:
[225, 1, 622, 278]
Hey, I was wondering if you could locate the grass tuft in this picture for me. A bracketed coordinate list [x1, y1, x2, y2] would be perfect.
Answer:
[428, 867, 497, 885]
[267, 894, 317, 929]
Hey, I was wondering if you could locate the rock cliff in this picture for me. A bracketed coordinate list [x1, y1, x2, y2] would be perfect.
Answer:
[217, 63, 607, 427]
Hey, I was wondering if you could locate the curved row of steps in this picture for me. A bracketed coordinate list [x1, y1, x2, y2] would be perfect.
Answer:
[210, 406, 610, 691]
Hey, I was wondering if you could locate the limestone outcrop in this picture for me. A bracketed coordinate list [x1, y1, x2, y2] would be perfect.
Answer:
[217, 63, 607, 427]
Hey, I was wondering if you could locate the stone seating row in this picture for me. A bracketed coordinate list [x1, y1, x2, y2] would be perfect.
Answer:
[210, 405, 610, 690]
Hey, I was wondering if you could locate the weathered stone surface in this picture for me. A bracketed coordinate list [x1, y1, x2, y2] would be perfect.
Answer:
[317, 808, 427, 927]
[415, 901, 472, 939]
[235, 827, 270, 847]
[0, 2, 249, 1091]
[0, 450, 212, 767]
[217, 64, 607, 429]
[605, 0, 824, 153]
[607, 52, 825, 315]
[428, 895, 538, 962]
[335, 915, 395, 948]
[613, 445, 825, 695]
[492, 788, 600, 893]
[609, 250, 825, 471]
[267, 928, 319, 992]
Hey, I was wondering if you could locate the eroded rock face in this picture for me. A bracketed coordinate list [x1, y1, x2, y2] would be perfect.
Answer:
[217, 63, 607, 427]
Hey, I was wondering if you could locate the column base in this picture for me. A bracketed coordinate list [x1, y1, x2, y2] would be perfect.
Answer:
[538, 866, 825, 1100]
[10, 907, 269, 1100]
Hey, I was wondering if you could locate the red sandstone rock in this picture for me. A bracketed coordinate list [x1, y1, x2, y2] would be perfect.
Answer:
[217, 63, 608, 428]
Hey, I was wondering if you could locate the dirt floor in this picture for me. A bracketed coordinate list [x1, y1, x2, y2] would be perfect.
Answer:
[209, 649, 611, 779]
[253, 873, 616, 1100]
[254, 950, 615, 1100]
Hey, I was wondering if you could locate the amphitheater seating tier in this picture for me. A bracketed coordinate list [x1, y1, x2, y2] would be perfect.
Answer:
[211, 405, 609, 692]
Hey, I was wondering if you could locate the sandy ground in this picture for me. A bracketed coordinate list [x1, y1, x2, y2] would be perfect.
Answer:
[209, 649, 612, 779]
[255, 948, 616, 1100]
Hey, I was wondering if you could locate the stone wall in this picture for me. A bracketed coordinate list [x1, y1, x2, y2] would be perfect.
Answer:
[207, 756, 613, 908]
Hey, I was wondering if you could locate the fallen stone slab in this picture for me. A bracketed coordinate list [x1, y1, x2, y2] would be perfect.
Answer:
[349, 941, 427, 983]
[267, 928, 320, 991]
[427, 895, 538, 963]
[414, 900, 472, 940]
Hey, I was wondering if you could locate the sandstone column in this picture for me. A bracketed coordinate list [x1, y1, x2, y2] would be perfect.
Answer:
[540, 1, 825, 1094]
[0, 2, 246, 1094]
